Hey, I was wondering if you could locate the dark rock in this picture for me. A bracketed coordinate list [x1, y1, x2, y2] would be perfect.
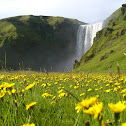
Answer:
[121, 4, 126, 14]
[100, 53, 108, 61]
[121, 29, 126, 35]
[73, 60, 80, 69]
[84, 54, 95, 62]
[122, 4, 126, 7]
[109, 50, 114, 54]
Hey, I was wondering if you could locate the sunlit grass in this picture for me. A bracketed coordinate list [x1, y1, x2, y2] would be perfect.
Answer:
[0, 71, 126, 125]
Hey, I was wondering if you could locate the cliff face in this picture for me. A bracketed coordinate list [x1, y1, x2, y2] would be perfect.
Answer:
[74, 4, 126, 72]
[0, 15, 85, 71]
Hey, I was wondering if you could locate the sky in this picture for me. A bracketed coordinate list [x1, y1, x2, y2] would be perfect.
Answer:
[0, 0, 125, 24]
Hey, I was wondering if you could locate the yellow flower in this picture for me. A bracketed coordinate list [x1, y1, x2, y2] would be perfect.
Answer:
[105, 84, 109, 87]
[51, 101, 56, 104]
[86, 84, 88, 87]
[26, 102, 36, 110]
[83, 102, 103, 120]
[95, 88, 99, 91]
[92, 102, 103, 120]
[14, 100, 17, 103]
[96, 95, 99, 98]
[22, 123, 35, 126]
[58, 93, 65, 99]
[52, 96, 56, 100]
[105, 89, 111, 93]
[121, 123, 126, 126]
[42, 93, 52, 98]
[12, 89, 16, 94]
[41, 84, 46, 87]
[87, 88, 92, 92]
[0, 92, 5, 98]
[121, 89, 126, 94]
[8, 91, 11, 95]
[80, 93, 85, 96]
[58, 89, 63, 93]
[69, 85, 73, 88]
[5, 83, 15, 88]
[75, 101, 85, 113]
[75, 97, 97, 113]
[101, 120, 107, 126]
[25, 83, 35, 90]
[74, 86, 79, 89]
[100, 87, 103, 89]
[108, 101, 126, 113]
[55, 82, 58, 85]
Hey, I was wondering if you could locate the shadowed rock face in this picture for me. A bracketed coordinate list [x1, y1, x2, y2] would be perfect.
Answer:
[0, 15, 85, 72]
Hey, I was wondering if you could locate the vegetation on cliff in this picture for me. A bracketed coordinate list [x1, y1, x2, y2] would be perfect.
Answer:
[74, 4, 126, 73]
[0, 15, 85, 71]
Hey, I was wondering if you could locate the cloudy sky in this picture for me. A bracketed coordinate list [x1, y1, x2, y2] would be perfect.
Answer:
[0, 0, 125, 23]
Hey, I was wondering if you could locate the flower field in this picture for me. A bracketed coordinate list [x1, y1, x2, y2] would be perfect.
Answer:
[0, 71, 126, 126]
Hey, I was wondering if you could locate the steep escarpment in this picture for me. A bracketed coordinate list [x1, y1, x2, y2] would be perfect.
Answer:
[0, 15, 85, 71]
[74, 4, 126, 73]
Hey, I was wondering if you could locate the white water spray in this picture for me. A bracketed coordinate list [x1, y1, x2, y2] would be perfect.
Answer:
[76, 22, 104, 61]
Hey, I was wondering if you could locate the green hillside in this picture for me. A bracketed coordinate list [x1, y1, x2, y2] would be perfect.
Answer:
[0, 15, 85, 71]
[74, 4, 126, 73]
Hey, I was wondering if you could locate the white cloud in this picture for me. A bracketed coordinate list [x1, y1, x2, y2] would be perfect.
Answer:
[0, 0, 125, 23]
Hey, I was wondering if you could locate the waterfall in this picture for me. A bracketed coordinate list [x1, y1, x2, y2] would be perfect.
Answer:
[76, 22, 104, 61]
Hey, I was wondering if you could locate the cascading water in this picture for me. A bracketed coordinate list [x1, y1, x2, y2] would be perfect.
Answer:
[76, 22, 104, 61]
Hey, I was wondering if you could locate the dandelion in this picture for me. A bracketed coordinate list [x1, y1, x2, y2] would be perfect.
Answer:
[42, 93, 53, 98]
[5, 83, 15, 88]
[26, 102, 36, 110]
[108, 101, 126, 125]
[121, 123, 126, 126]
[0, 92, 5, 98]
[75, 97, 97, 113]
[58, 89, 63, 93]
[52, 96, 56, 100]
[86, 84, 88, 87]
[22, 123, 35, 126]
[100, 87, 103, 90]
[95, 88, 99, 91]
[105, 89, 111, 93]
[55, 82, 58, 85]
[96, 95, 99, 98]
[101, 120, 107, 126]
[83, 102, 103, 120]
[12, 89, 16, 94]
[108, 101, 126, 113]
[105, 84, 110, 87]
[74, 86, 79, 89]
[69, 85, 73, 88]
[41, 84, 46, 88]
[51, 101, 56, 104]
[87, 88, 92, 92]
[58, 93, 65, 99]
[80, 93, 85, 96]
[7, 91, 11, 95]
[121, 89, 126, 94]
[25, 83, 35, 90]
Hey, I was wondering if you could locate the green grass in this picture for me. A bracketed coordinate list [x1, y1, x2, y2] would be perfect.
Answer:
[0, 71, 126, 126]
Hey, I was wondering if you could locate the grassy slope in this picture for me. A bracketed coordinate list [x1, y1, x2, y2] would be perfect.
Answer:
[74, 5, 126, 73]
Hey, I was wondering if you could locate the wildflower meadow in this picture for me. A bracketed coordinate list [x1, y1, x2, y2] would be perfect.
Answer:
[0, 71, 126, 126]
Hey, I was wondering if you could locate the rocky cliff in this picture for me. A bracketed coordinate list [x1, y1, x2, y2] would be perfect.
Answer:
[0, 15, 85, 71]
